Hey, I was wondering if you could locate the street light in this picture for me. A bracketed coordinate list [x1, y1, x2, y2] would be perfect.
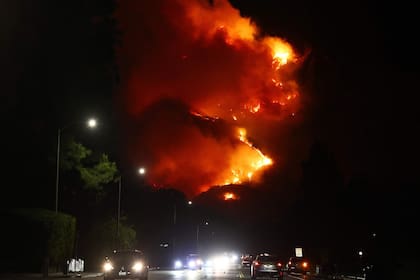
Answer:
[116, 167, 146, 246]
[55, 118, 97, 213]
[87, 118, 97, 128]
[196, 221, 209, 254]
[172, 199, 193, 258]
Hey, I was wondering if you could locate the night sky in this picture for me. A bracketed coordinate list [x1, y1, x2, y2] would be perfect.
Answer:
[1, 0, 419, 275]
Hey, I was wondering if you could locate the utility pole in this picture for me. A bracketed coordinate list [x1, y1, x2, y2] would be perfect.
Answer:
[116, 177, 121, 248]
[55, 128, 61, 213]
[173, 203, 177, 259]
[196, 224, 200, 253]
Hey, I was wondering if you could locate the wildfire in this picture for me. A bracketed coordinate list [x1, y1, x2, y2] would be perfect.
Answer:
[220, 127, 272, 186]
[223, 192, 238, 200]
[266, 37, 294, 68]
[117, 0, 302, 198]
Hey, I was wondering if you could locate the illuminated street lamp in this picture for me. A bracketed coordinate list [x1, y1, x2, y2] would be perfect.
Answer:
[116, 167, 146, 244]
[55, 118, 97, 213]
[87, 118, 97, 128]
[196, 221, 209, 253]
[172, 199, 194, 258]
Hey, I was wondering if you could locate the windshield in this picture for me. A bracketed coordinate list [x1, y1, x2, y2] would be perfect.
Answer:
[111, 252, 144, 262]
[258, 256, 279, 262]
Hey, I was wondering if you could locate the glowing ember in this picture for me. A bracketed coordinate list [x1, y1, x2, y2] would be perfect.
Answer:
[223, 192, 238, 200]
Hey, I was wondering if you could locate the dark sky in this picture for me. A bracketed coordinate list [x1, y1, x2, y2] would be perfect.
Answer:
[1, 0, 419, 274]
[1, 0, 417, 210]
[111, 0, 417, 196]
[227, 0, 416, 186]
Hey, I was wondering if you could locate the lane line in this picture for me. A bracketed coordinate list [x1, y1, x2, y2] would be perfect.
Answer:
[287, 274, 304, 280]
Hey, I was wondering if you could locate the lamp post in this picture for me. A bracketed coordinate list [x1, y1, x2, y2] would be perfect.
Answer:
[196, 221, 209, 254]
[116, 176, 122, 243]
[55, 118, 97, 213]
[116, 167, 146, 245]
[172, 200, 192, 259]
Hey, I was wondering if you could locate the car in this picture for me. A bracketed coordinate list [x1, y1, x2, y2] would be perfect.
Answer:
[174, 253, 203, 270]
[186, 253, 203, 269]
[103, 249, 149, 280]
[241, 254, 254, 267]
[286, 257, 310, 274]
[250, 253, 283, 279]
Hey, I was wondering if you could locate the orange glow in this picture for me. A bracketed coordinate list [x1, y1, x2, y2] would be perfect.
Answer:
[224, 192, 238, 200]
[217, 127, 273, 186]
[264, 36, 295, 67]
[117, 0, 303, 197]
[185, 1, 257, 41]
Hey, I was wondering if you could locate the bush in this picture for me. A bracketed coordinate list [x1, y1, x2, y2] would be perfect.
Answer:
[1, 208, 76, 273]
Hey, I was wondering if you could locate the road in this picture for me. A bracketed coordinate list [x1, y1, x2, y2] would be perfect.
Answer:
[146, 266, 309, 280]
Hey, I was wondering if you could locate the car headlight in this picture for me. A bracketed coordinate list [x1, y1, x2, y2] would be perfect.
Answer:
[132, 262, 144, 271]
[188, 260, 196, 268]
[175, 260, 182, 269]
[103, 262, 113, 272]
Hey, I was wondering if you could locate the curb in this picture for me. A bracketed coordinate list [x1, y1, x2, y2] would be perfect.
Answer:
[0, 273, 103, 280]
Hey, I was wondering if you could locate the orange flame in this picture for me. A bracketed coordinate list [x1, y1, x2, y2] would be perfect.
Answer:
[223, 192, 238, 200]
[117, 0, 302, 197]
[219, 127, 273, 186]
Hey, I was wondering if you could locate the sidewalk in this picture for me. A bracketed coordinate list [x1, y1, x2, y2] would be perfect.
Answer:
[0, 272, 103, 280]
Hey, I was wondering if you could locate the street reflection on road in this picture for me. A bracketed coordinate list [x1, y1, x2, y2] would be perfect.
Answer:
[147, 265, 237, 280]
[145, 267, 309, 280]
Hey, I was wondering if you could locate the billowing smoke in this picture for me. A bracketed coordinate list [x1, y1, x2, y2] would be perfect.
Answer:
[116, 0, 302, 198]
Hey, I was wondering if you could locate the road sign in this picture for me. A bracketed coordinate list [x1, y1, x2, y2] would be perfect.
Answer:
[295, 247, 303, 257]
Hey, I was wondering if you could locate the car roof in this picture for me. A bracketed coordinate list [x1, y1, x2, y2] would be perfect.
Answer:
[289, 257, 306, 261]
[112, 249, 144, 255]
[257, 253, 276, 257]
[187, 254, 200, 257]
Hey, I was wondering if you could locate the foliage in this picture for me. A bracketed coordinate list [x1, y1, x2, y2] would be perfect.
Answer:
[100, 217, 137, 250]
[79, 154, 118, 191]
[9, 208, 76, 266]
[61, 140, 118, 191]
[83, 216, 136, 268]
[61, 141, 92, 171]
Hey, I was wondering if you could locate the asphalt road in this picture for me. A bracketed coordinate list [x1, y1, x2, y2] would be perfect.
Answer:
[0, 266, 311, 280]
[144, 266, 308, 280]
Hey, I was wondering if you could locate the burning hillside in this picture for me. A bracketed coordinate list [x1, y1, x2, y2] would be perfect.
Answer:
[116, 0, 302, 197]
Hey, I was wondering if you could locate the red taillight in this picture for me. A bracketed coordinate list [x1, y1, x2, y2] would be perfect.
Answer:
[277, 262, 282, 267]
[254, 261, 260, 266]
[302, 262, 308, 268]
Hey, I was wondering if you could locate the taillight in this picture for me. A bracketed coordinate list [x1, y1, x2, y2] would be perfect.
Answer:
[288, 261, 291, 265]
[302, 262, 308, 268]
[277, 262, 282, 267]
[254, 261, 260, 266]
